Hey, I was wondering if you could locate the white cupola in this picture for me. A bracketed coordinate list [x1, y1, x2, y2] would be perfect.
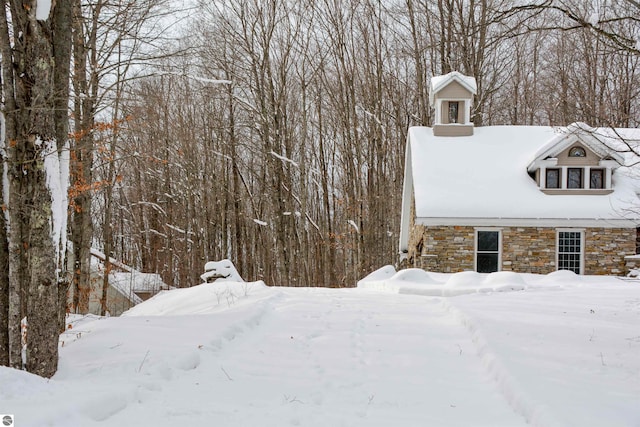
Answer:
[429, 71, 477, 137]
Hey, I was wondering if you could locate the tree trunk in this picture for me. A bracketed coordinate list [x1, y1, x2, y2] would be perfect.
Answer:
[26, 156, 59, 375]
[0, 0, 72, 377]
[70, 0, 97, 314]
[0, 154, 9, 366]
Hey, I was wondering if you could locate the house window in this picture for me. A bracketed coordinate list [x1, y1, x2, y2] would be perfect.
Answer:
[546, 168, 560, 189]
[569, 147, 586, 157]
[557, 230, 583, 274]
[476, 230, 500, 273]
[448, 101, 459, 123]
[590, 169, 604, 189]
[567, 168, 583, 188]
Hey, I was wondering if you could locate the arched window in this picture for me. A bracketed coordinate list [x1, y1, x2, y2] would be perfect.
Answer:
[569, 146, 586, 157]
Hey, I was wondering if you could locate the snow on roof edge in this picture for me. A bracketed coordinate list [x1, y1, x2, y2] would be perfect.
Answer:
[527, 123, 626, 170]
[429, 71, 477, 105]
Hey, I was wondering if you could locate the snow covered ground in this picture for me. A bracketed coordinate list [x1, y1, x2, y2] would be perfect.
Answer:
[1, 269, 639, 426]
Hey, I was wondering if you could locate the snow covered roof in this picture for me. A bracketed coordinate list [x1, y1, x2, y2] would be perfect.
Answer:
[429, 71, 477, 105]
[90, 249, 170, 299]
[399, 125, 640, 248]
[110, 271, 169, 295]
[108, 274, 144, 305]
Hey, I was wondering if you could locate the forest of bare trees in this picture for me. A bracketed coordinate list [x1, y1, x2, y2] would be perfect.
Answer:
[106, 0, 639, 289]
[1, 0, 639, 376]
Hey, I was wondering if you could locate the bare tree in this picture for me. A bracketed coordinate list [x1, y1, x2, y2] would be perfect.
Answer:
[75, 0, 640, 293]
[68, 0, 179, 313]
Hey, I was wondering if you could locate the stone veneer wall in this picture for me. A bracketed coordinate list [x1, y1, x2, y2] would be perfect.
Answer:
[584, 228, 635, 275]
[407, 225, 634, 275]
[501, 227, 557, 273]
[408, 225, 475, 272]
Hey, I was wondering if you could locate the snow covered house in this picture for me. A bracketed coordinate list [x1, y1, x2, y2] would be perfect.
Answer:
[399, 71, 640, 275]
[67, 250, 170, 316]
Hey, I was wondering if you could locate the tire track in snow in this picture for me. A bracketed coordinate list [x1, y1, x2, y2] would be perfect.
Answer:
[94, 289, 533, 426]
[94, 290, 286, 424]
[441, 299, 562, 427]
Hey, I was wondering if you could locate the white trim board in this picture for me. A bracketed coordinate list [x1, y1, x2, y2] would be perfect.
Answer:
[414, 217, 638, 228]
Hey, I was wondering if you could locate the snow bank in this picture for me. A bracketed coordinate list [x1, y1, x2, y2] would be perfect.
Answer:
[0, 366, 51, 399]
[358, 264, 396, 282]
[358, 266, 589, 296]
[123, 280, 271, 316]
[480, 271, 527, 291]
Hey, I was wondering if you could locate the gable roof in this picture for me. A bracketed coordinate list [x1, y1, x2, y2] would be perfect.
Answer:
[429, 71, 477, 105]
[399, 125, 640, 252]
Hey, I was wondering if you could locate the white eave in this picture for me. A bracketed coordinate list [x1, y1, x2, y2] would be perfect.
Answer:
[414, 217, 639, 228]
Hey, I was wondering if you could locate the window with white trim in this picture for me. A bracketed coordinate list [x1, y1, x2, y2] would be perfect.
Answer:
[476, 230, 501, 273]
[546, 168, 560, 189]
[557, 230, 583, 274]
[590, 169, 604, 189]
[567, 168, 583, 188]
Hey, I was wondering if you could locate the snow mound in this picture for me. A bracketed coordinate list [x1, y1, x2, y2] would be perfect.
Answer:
[357, 266, 446, 295]
[539, 269, 582, 284]
[358, 266, 439, 295]
[357, 265, 397, 283]
[394, 268, 443, 285]
[0, 366, 52, 399]
[446, 271, 481, 288]
[359, 267, 589, 297]
[480, 271, 527, 292]
[358, 266, 444, 286]
[442, 271, 524, 296]
[123, 280, 271, 316]
[200, 259, 244, 283]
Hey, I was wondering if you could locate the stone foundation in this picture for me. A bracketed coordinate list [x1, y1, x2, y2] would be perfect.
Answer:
[407, 225, 634, 275]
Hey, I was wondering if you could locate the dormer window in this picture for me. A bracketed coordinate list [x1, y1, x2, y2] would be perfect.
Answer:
[567, 168, 583, 188]
[590, 169, 604, 189]
[546, 169, 560, 189]
[527, 126, 623, 196]
[540, 166, 612, 193]
[569, 147, 586, 157]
